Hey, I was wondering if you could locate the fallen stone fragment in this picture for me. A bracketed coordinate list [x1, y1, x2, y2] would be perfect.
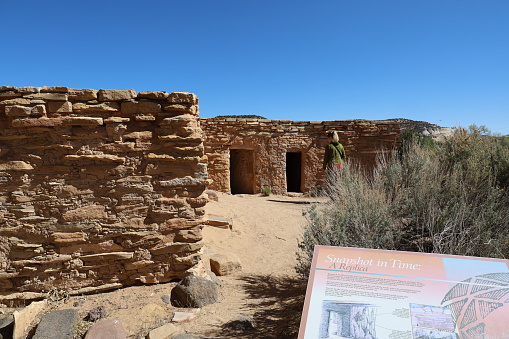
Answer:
[171, 311, 197, 323]
[84, 318, 127, 339]
[210, 252, 242, 276]
[33, 309, 78, 339]
[146, 323, 183, 339]
[205, 215, 232, 229]
[170, 276, 219, 308]
[86, 306, 108, 322]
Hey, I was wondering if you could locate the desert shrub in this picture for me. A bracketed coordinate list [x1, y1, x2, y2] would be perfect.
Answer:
[297, 128, 509, 279]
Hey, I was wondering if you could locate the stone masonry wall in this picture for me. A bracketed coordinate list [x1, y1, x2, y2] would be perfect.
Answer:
[0, 86, 208, 301]
[201, 118, 400, 195]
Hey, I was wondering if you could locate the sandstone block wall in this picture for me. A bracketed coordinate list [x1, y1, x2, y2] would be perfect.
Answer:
[201, 118, 400, 195]
[0, 86, 208, 301]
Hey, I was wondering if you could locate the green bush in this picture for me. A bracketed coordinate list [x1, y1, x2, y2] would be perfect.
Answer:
[296, 128, 509, 279]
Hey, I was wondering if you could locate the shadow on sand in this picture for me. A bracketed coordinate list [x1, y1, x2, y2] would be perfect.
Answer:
[218, 274, 307, 339]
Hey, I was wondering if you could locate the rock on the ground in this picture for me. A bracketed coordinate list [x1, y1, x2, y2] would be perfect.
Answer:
[205, 215, 232, 228]
[171, 311, 197, 323]
[210, 252, 242, 276]
[86, 306, 108, 322]
[33, 309, 78, 339]
[146, 323, 183, 339]
[84, 318, 127, 339]
[13, 300, 47, 339]
[170, 276, 219, 308]
[223, 315, 255, 331]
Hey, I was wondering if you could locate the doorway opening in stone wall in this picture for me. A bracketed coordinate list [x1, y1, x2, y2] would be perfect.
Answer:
[229, 149, 255, 194]
[286, 151, 302, 193]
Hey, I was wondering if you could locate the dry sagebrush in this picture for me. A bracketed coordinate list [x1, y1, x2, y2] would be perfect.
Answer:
[297, 127, 509, 279]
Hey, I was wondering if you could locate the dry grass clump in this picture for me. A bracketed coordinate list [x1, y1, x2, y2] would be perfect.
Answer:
[297, 127, 509, 278]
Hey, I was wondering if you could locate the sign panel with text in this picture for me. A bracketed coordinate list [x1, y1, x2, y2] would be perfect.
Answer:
[298, 246, 509, 339]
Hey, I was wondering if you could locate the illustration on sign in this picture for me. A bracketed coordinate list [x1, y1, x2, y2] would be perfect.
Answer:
[298, 246, 509, 339]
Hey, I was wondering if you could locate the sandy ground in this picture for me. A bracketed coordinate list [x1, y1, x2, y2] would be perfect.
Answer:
[14, 192, 323, 338]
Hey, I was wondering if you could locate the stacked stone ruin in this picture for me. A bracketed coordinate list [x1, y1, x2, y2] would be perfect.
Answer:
[0, 86, 208, 302]
[0, 86, 402, 302]
[201, 118, 401, 195]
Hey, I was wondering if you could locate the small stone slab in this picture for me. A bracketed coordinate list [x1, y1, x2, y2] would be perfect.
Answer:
[33, 309, 78, 339]
[205, 215, 232, 229]
[172, 311, 197, 323]
[210, 252, 242, 276]
[84, 319, 127, 339]
[147, 323, 183, 339]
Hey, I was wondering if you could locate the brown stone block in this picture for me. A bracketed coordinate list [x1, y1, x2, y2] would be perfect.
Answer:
[31, 104, 46, 117]
[122, 131, 153, 140]
[41, 86, 68, 93]
[98, 89, 136, 101]
[174, 229, 203, 242]
[4, 105, 32, 117]
[17, 86, 41, 94]
[68, 88, 98, 101]
[11, 117, 103, 127]
[51, 232, 87, 245]
[167, 92, 198, 105]
[137, 91, 169, 100]
[48, 101, 72, 113]
[0, 91, 21, 99]
[104, 117, 130, 123]
[160, 114, 197, 127]
[61, 205, 108, 222]
[0, 98, 31, 107]
[23, 92, 68, 101]
[150, 241, 203, 255]
[146, 153, 202, 164]
[59, 240, 123, 255]
[159, 219, 202, 232]
[80, 252, 134, 262]
[72, 102, 119, 112]
[121, 101, 161, 114]
[124, 260, 155, 271]
[96, 142, 137, 153]
[0, 161, 34, 171]
[62, 154, 125, 164]
[163, 104, 198, 115]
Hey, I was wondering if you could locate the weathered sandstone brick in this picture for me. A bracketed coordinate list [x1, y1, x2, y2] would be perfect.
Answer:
[121, 101, 161, 114]
[137, 91, 169, 100]
[98, 89, 136, 101]
[41, 86, 69, 93]
[48, 101, 73, 113]
[68, 88, 98, 101]
[167, 92, 198, 105]
[73, 102, 119, 112]
[23, 92, 68, 101]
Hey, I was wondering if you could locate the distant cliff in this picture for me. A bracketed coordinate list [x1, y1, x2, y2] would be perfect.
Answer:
[387, 118, 453, 140]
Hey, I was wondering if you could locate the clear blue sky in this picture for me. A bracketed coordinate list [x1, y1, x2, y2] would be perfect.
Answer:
[3, 0, 508, 134]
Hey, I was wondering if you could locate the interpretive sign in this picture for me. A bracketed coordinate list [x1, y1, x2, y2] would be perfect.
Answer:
[298, 246, 509, 339]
